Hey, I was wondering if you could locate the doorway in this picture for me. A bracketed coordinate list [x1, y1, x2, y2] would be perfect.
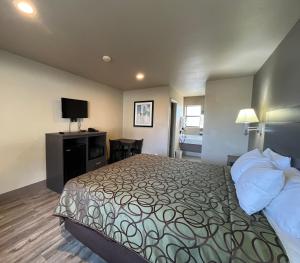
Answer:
[169, 101, 177, 157]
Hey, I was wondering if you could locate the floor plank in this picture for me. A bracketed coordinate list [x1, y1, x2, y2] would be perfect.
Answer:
[0, 181, 106, 263]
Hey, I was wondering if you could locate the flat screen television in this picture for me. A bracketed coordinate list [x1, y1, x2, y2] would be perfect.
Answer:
[61, 98, 88, 121]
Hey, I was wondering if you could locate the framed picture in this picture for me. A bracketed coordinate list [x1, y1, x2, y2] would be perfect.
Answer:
[134, 100, 154, 127]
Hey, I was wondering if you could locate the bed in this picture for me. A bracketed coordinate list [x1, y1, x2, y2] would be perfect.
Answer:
[54, 154, 288, 263]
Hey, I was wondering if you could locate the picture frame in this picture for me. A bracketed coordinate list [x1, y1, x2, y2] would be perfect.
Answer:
[133, 100, 154, 127]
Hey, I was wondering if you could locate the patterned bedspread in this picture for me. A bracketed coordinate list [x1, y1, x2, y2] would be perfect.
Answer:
[54, 154, 288, 263]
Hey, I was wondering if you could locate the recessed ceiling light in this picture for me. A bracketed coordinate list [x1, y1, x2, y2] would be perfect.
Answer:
[102, 55, 112, 63]
[136, 73, 145, 81]
[16, 1, 34, 14]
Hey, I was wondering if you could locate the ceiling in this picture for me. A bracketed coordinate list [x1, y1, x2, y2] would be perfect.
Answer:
[0, 0, 299, 96]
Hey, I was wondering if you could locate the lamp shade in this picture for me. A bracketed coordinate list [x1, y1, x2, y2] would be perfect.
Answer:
[236, 108, 259, 123]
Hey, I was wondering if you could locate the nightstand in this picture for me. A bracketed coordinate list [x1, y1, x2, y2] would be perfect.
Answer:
[227, 155, 240, 166]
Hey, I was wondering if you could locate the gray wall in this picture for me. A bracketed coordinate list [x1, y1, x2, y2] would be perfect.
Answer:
[249, 21, 300, 150]
[202, 76, 253, 165]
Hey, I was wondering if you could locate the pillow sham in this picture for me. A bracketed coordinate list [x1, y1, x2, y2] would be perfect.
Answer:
[263, 148, 291, 170]
[231, 149, 272, 183]
[265, 168, 300, 238]
[236, 167, 284, 215]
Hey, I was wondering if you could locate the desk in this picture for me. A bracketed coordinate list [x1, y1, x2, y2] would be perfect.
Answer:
[118, 139, 136, 145]
[109, 138, 143, 163]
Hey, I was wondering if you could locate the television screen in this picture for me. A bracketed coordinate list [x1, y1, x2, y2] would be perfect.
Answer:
[61, 98, 88, 119]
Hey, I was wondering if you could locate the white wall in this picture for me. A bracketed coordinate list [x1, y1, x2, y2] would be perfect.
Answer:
[123, 87, 171, 156]
[202, 76, 253, 165]
[169, 88, 184, 153]
[0, 50, 123, 194]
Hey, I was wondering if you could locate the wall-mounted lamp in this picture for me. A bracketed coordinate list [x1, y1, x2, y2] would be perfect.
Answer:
[235, 108, 261, 136]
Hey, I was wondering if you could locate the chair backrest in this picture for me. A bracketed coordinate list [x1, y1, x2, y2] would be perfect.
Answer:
[134, 139, 143, 154]
[109, 140, 121, 151]
[109, 140, 122, 163]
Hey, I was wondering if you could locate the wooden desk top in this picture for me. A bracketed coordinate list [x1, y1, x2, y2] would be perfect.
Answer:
[116, 139, 136, 145]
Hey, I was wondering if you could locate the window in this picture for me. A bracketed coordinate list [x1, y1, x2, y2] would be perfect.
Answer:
[185, 105, 204, 128]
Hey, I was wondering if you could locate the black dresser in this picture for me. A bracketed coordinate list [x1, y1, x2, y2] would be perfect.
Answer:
[46, 132, 107, 193]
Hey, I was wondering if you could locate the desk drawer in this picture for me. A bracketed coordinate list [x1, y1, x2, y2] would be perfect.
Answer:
[87, 157, 107, 172]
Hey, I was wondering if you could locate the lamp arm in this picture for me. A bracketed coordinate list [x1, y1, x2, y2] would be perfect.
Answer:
[243, 123, 262, 136]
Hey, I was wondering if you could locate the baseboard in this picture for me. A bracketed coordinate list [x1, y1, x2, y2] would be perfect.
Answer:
[183, 151, 201, 158]
[0, 180, 46, 200]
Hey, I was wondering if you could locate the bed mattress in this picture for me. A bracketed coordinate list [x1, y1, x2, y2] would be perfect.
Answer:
[264, 210, 299, 263]
[54, 154, 288, 263]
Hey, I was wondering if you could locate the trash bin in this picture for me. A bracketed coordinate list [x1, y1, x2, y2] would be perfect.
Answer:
[175, 149, 183, 159]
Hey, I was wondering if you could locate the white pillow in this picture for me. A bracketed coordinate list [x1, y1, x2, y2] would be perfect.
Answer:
[263, 148, 291, 170]
[236, 167, 284, 215]
[231, 149, 272, 183]
[265, 168, 300, 238]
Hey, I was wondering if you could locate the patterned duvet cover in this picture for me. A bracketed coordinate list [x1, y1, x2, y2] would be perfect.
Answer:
[54, 154, 288, 263]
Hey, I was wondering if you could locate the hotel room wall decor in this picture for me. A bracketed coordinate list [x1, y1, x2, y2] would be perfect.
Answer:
[133, 100, 154, 127]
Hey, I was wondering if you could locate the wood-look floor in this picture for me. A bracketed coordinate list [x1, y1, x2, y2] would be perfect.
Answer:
[0, 181, 106, 263]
